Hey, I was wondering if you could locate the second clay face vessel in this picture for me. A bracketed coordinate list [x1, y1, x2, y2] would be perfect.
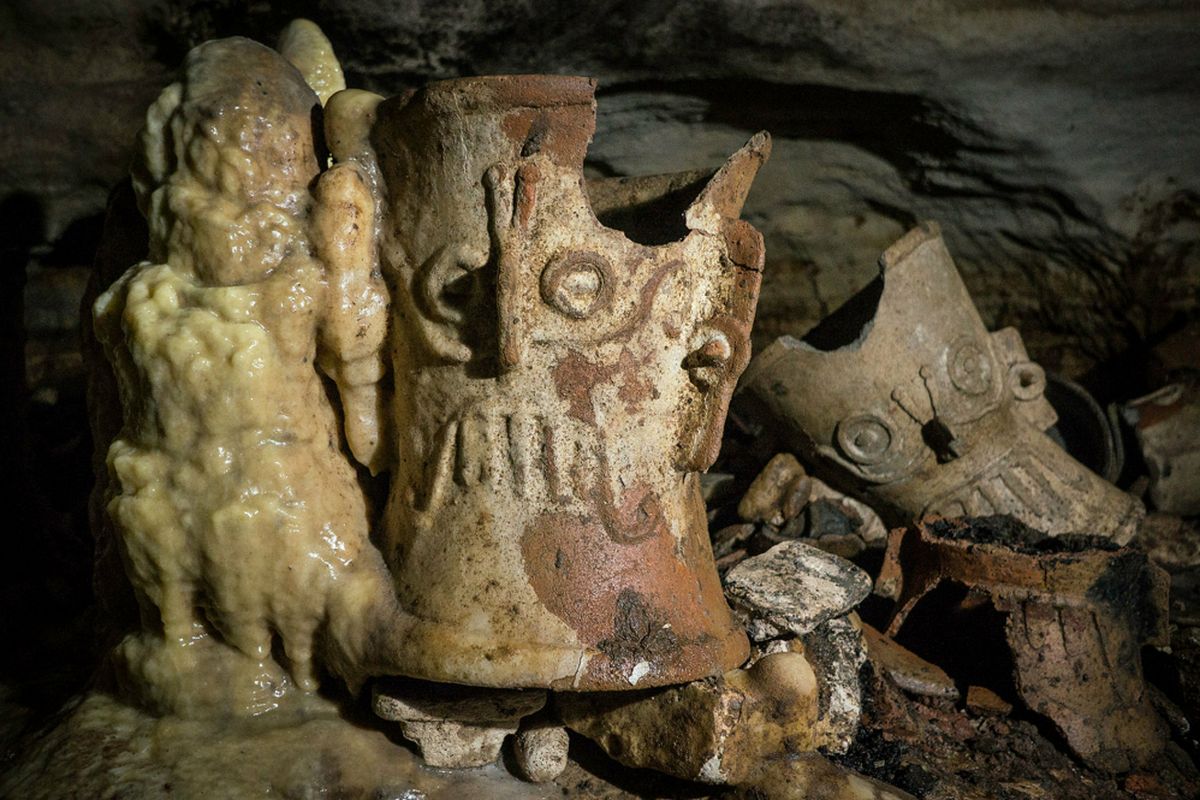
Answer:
[738, 223, 1143, 544]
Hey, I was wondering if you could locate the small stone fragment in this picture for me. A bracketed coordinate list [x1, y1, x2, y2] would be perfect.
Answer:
[804, 497, 861, 538]
[966, 685, 1012, 716]
[398, 721, 509, 769]
[724, 540, 872, 640]
[807, 477, 889, 546]
[781, 476, 814, 521]
[372, 680, 546, 768]
[730, 753, 918, 800]
[814, 533, 867, 560]
[751, 520, 800, 555]
[770, 475, 888, 551]
[512, 722, 569, 783]
[862, 623, 959, 700]
[712, 522, 757, 559]
[715, 548, 750, 574]
[738, 453, 808, 526]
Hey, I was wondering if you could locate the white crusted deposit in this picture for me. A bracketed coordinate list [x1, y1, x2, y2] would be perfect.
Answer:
[723, 540, 872, 641]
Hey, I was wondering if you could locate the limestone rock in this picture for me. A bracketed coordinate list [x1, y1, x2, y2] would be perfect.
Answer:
[738, 453, 810, 526]
[512, 722, 569, 783]
[556, 623, 868, 782]
[724, 540, 872, 641]
[557, 651, 827, 785]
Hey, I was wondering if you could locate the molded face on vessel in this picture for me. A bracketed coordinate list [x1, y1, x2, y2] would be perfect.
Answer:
[359, 76, 769, 689]
[739, 223, 1142, 544]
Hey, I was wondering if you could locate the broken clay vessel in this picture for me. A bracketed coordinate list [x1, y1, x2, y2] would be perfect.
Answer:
[334, 77, 770, 690]
[879, 516, 1169, 772]
[738, 222, 1143, 543]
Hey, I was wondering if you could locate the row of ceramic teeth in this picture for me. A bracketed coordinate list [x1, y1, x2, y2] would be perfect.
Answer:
[929, 448, 1083, 520]
[423, 411, 608, 505]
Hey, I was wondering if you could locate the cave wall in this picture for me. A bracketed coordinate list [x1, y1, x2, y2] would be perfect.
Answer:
[5, 1, 1200, 379]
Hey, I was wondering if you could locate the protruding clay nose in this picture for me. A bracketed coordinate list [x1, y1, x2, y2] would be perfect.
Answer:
[489, 162, 542, 372]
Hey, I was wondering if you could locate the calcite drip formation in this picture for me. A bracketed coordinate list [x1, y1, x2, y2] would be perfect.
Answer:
[90, 25, 393, 715]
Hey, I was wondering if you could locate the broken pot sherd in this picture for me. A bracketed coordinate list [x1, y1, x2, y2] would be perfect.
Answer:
[879, 515, 1170, 773]
[723, 539, 872, 641]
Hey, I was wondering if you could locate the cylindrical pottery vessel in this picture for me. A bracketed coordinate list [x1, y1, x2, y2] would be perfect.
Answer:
[367, 76, 770, 689]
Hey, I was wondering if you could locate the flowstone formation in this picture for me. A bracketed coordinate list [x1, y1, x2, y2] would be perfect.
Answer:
[89, 26, 395, 717]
